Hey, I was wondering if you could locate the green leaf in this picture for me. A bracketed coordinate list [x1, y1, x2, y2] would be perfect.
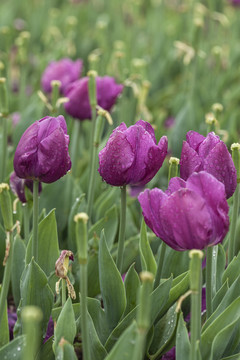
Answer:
[161, 247, 189, 279]
[105, 276, 172, 352]
[87, 311, 108, 360]
[67, 194, 86, 253]
[201, 297, 240, 359]
[89, 205, 118, 250]
[0, 296, 9, 347]
[176, 312, 190, 360]
[95, 188, 119, 220]
[55, 341, 78, 360]
[53, 297, 76, 353]
[221, 354, 240, 360]
[212, 280, 229, 313]
[25, 209, 60, 276]
[149, 304, 179, 356]
[111, 234, 140, 273]
[87, 298, 109, 345]
[139, 220, 157, 275]
[11, 234, 26, 307]
[216, 244, 226, 292]
[20, 258, 54, 336]
[36, 336, 55, 360]
[0, 335, 25, 359]
[222, 251, 240, 287]
[124, 263, 141, 316]
[105, 321, 138, 360]
[99, 230, 126, 330]
[87, 252, 100, 297]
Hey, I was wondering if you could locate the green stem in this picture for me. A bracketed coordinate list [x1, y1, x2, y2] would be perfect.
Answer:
[86, 136, 97, 221]
[0, 116, 7, 182]
[153, 242, 166, 290]
[228, 183, 240, 262]
[32, 180, 39, 262]
[116, 185, 127, 273]
[89, 105, 97, 176]
[62, 279, 66, 307]
[80, 264, 91, 360]
[206, 246, 213, 318]
[23, 202, 30, 245]
[70, 120, 81, 177]
[0, 232, 13, 327]
[211, 245, 218, 298]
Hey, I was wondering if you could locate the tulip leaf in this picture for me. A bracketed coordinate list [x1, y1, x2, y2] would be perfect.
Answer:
[25, 209, 60, 277]
[203, 274, 240, 333]
[0, 296, 9, 347]
[89, 205, 118, 250]
[105, 276, 172, 351]
[161, 246, 189, 279]
[36, 336, 55, 360]
[0, 334, 26, 359]
[212, 279, 229, 313]
[67, 193, 86, 253]
[53, 297, 76, 353]
[216, 244, 226, 292]
[139, 219, 157, 275]
[222, 251, 240, 287]
[99, 230, 126, 330]
[111, 234, 140, 273]
[0, 223, 6, 281]
[176, 312, 190, 360]
[95, 187, 119, 220]
[86, 311, 108, 360]
[20, 258, 54, 336]
[221, 354, 240, 360]
[200, 297, 240, 359]
[87, 297, 109, 345]
[124, 263, 141, 316]
[105, 321, 138, 360]
[11, 234, 26, 307]
[55, 341, 78, 360]
[149, 304, 179, 357]
[87, 252, 100, 297]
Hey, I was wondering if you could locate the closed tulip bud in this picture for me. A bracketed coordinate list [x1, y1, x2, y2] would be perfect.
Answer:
[64, 76, 123, 120]
[41, 58, 83, 94]
[98, 120, 168, 187]
[180, 131, 237, 198]
[138, 172, 229, 251]
[13, 116, 71, 183]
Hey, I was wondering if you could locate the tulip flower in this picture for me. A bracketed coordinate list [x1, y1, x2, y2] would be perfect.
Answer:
[180, 131, 237, 198]
[98, 120, 168, 186]
[229, 0, 240, 5]
[41, 58, 82, 94]
[64, 76, 123, 120]
[138, 171, 229, 251]
[10, 171, 42, 203]
[13, 115, 71, 184]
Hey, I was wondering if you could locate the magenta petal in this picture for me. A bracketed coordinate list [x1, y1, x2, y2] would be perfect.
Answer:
[180, 141, 203, 180]
[187, 172, 229, 245]
[198, 132, 220, 159]
[135, 119, 156, 143]
[186, 131, 205, 151]
[204, 142, 237, 198]
[138, 188, 168, 240]
[166, 177, 186, 195]
[161, 189, 213, 250]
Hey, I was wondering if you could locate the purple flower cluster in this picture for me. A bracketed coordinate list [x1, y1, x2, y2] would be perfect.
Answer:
[13, 115, 71, 183]
[64, 76, 123, 120]
[41, 58, 82, 94]
[98, 120, 168, 186]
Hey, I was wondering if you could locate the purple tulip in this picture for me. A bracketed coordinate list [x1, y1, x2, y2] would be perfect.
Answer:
[98, 120, 168, 186]
[64, 76, 123, 120]
[180, 131, 237, 198]
[41, 58, 83, 94]
[8, 308, 17, 340]
[138, 171, 229, 251]
[10, 171, 42, 203]
[229, 0, 240, 5]
[13, 116, 71, 183]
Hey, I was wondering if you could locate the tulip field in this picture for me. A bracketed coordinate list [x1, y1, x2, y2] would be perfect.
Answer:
[1, 0, 240, 359]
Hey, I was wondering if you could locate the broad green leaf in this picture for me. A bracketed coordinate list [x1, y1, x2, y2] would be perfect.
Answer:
[52, 303, 80, 322]
[99, 230, 126, 330]
[111, 235, 140, 273]
[161, 246, 189, 279]
[0, 296, 9, 347]
[95, 188, 118, 220]
[222, 251, 240, 287]
[149, 304, 179, 356]
[53, 297, 76, 353]
[25, 209, 60, 276]
[0, 335, 25, 359]
[139, 220, 157, 275]
[105, 276, 172, 351]
[216, 244, 226, 292]
[221, 354, 240, 360]
[87, 311, 108, 360]
[55, 341, 78, 360]
[89, 205, 118, 250]
[11, 234, 26, 307]
[176, 312, 190, 360]
[36, 336, 55, 360]
[212, 280, 229, 313]
[20, 258, 54, 336]
[201, 297, 240, 359]
[105, 321, 138, 360]
[124, 263, 141, 316]
[87, 253, 100, 297]
[87, 298, 109, 345]
[202, 275, 240, 332]
[67, 194, 86, 253]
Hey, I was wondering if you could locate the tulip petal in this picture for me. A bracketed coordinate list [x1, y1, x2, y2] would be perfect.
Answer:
[186, 131, 205, 151]
[198, 132, 220, 159]
[166, 177, 186, 196]
[180, 141, 203, 180]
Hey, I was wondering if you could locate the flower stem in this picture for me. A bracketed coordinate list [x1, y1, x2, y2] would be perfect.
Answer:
[32, 180, 39, 262]
[0, 232, 13, 327]
[23, 202, 30, 245]
[62, 279, 66, 307]
[116, 185, 127, 273]
[153, 242, 166, 290]
[22, 306, 43, 360]
[206, 246, 213, 318]
[0, 116, 7, 182]
[189, 250, 203, 360]
[70, 120, 81, 177]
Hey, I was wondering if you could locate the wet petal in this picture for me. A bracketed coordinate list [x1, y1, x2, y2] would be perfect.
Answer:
[180, 141, 203, 180]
